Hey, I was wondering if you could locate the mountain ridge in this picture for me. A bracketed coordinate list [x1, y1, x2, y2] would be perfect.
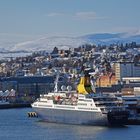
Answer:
[1, 32, 140, 52]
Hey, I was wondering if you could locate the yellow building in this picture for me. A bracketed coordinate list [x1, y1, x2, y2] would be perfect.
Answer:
[96, 73, 116, 87]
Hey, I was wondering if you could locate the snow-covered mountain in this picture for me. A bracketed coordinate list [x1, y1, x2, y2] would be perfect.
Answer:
[81, 33, 140, 45]
[12, 36, 88, 52]
[0, 41, 17, 52]
[1, 32, 140, 52]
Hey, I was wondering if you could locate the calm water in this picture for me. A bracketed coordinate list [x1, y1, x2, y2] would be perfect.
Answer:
[0, 108, 140, 140]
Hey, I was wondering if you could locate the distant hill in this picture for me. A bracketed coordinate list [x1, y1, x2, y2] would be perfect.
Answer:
[80, 33, 140, 45]
[2, 32, 140, 52]
[11, 36, 88, 52]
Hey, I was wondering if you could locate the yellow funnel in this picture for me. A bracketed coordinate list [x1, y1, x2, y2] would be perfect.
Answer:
[77, 76, 93, 94]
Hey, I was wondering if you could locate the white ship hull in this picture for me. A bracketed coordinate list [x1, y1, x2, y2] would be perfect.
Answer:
[32, 107, 109, 125]
[31, 92, 129, 126]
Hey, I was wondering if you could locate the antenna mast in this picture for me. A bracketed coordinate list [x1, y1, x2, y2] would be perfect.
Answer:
[54, 71, 59, 93]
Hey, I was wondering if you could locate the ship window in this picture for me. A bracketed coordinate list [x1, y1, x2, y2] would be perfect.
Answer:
[78, 107, 98, 110]
[38, 105, 52, 107]
[96, 103, 117, 107]
[78, 103, 87, 106]
[78, 99, 92, 102]
[55, 105, 75, 109]
[85, 100, 92, 102]
[124, 99, 137, 101]
[79, 99, 85, 101]
[40, 101, 47, 103]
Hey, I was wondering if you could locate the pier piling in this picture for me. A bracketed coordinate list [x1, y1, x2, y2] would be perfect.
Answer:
[27, 112, 38, 117]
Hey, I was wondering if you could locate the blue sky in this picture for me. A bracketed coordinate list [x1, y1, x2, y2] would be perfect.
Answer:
[0, 0, 140, 40]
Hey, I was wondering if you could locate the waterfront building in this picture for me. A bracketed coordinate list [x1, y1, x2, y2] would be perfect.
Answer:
[115, 62, 140, 81]
[0, 76, 55, 99]
[122, 77, 140, 84]
[96, 73, 116, 87]
[0, 73, 72, 99]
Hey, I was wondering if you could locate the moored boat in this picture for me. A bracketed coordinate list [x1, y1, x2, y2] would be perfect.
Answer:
[32, 71, 129, 126]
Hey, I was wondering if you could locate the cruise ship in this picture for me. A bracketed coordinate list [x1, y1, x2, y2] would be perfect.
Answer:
[32, 71, 129, 126]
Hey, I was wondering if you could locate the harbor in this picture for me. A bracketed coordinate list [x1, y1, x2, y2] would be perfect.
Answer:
[0, 0, 140, 139]
[0, 108, 140, 140]
[1, 52, 140, 125]
[0, 102, 30, 109]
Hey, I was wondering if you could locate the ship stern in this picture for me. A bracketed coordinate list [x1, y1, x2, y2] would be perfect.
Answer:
[107, 110, 129, 126]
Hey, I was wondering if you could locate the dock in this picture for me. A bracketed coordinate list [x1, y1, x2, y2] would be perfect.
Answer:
[0, 103, 31, 109]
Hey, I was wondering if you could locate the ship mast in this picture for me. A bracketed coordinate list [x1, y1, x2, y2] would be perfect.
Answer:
[54, 71, 59, 93]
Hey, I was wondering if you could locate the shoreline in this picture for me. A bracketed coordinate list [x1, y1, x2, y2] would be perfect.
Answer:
[0, 103, 31, 109]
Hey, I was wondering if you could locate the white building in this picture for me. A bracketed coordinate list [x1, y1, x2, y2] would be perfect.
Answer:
[115, 62, 140, 81]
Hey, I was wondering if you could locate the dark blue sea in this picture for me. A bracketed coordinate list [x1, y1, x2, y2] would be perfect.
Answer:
[0, 108, 140, 140]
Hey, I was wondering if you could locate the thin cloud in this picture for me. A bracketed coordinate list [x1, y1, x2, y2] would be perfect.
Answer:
[75, 11, 107, 20]
[46, 11, 108, 20]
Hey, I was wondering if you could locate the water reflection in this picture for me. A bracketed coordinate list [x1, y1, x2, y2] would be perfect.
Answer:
[36, 121, 109, 140]
[0, 108, 140, 140]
